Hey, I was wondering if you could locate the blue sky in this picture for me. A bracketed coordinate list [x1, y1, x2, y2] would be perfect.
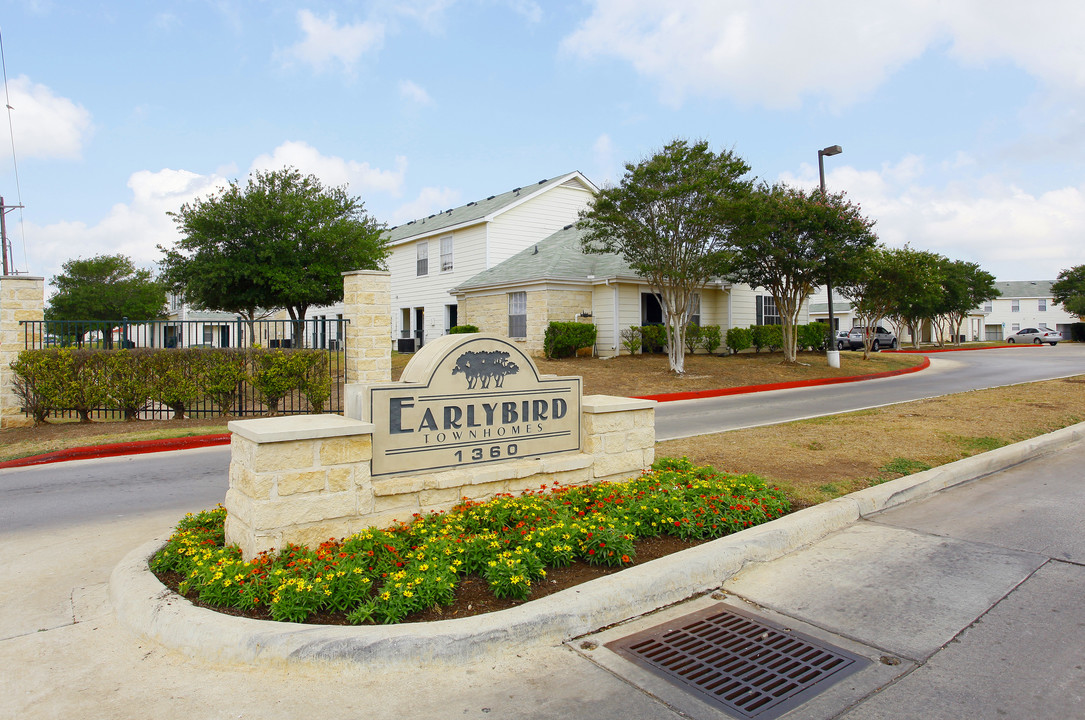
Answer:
[3, 0, 1085, 292]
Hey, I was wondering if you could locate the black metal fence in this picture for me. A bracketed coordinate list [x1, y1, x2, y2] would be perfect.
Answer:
[16, 317, 348, 420]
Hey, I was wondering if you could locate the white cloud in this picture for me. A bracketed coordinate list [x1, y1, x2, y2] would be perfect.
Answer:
[249, 141, 407, 196]
[562, 1, 1085, 108]
[781, 157, 1085, 280]
[285, 10, 385, 72]
[399, 79, 433, 106]
[505, 0, 542, 23]
[2, 76, 92, 159]
[390, 186, 462, 225]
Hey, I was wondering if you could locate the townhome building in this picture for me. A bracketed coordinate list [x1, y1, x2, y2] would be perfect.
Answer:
[451, 223, 807, 357]
[979, 280, 1080, 342]
[385, 171, 598, 350]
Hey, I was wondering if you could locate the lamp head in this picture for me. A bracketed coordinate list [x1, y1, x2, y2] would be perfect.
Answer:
[820, 145, 843, 157]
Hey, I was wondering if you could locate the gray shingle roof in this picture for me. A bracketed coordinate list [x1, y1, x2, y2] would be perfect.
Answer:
[992, 280, 1054, 298]
[452, 224, 641, 291]
[809, 301, 854, 314]
[384, 172, 594, 245]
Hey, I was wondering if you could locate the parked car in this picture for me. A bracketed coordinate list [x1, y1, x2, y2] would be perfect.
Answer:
[1006, 327, 1062, 345]
[847, 326, 897, 351]
[833, 330, 850, 351]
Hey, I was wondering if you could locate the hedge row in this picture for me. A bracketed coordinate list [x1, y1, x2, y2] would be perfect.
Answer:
[543, 322, 597, 358]
[9, 347, 331, 424]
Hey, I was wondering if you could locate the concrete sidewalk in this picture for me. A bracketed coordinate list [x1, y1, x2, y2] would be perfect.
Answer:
[4, 426, 1085, 718]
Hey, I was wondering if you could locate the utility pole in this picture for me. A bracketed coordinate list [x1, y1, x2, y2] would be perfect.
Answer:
[1, 195, 25, 276]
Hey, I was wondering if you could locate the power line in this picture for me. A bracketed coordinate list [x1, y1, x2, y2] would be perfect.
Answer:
[0, 26, 28, 275]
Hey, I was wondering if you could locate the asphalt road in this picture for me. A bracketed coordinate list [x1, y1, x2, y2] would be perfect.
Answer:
[2, 345, 1083, 533]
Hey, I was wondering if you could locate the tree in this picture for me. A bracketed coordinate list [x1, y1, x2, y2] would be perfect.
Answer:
[161, 166, 387, 343]
[880, 246, 945, 349]
[1051, 265, 1085, 318]
[45, 254, 166, 348]
[577, 139, 753, 373]
[727, 183, 877, 363]
[837, 245, 900, 359]
[938, 259, 999, 346]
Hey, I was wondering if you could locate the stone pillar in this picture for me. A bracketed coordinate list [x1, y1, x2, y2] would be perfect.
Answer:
[581, 395, 657, 481]
[0, 276, 44, 429]
[342, 270, 391, 385]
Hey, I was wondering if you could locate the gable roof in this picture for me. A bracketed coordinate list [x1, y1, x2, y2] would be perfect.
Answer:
[992, 280, 1054, 299]
[385, 171, 597, 246]
[452, 223, 642, 293]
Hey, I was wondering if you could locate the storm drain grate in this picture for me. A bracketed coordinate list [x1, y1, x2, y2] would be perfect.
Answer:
[607, 605, 869, 720]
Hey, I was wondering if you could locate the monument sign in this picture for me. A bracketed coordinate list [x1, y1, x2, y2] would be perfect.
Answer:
[352, 334, 582, 476]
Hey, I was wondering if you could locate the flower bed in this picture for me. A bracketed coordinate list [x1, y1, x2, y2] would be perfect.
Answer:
[151, 458, 789, 625]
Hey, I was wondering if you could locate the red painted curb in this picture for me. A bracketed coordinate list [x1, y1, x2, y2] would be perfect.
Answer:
[0, 433, 232, 470]
[632, 356, 932, 403]
[1, 356, 941, 468]
[887, 343, 1046, 354]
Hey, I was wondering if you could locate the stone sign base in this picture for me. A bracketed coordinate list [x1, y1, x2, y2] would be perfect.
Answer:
[224, 395, 655, 560]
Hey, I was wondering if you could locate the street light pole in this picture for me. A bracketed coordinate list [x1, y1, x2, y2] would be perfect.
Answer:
[818, 145, 842, 367]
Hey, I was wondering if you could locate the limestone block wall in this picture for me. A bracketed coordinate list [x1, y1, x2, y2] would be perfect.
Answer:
[342, 270, 391, 384]
[224, 396, 656, 559]
[0, 276, 44, 429]
[459, 288, 594, 357]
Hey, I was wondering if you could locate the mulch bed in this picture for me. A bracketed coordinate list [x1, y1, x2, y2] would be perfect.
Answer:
[153, 534, 709, 626]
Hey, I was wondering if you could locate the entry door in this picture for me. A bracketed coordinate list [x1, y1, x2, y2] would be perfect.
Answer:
[414, 308, 425, 347]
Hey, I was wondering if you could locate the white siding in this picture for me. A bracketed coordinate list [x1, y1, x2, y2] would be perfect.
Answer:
[487, 184, 594, 266]
[389, 223, 488, 345]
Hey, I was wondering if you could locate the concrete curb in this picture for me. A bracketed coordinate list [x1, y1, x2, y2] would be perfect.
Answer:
[0, 433, 232, 469]
[110, 420, 1085, 670]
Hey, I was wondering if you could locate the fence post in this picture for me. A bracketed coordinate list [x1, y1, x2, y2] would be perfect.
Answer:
[341, 270, 391, 385]
[0, 275, 45, 428]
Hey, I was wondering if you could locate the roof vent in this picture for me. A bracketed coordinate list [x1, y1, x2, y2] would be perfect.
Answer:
[563, 224, 573, 230]
[538, 179, 546, 184]
[407, 220, 415, 225]
[532, 245, 538, 255]
[467, 201, 476, 206]
[487, 195, 495, 200]
[513, 187, 521, 194]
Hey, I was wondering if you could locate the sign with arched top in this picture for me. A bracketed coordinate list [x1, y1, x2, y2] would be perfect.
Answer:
[361, 334, 582, 476]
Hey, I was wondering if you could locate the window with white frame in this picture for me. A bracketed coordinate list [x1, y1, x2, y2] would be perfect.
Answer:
[688, 293, 701, 326]
[1038, 298, 1047, 311]
[440, 235, 454, 272]
[983, 301, 993, 313]
[416, 242, 429, 276]
[508, 292, 527, 338]
[1011, 299, 1020, 312]
[1012, 323, 1020, 332]
[757, 295, 781, 325]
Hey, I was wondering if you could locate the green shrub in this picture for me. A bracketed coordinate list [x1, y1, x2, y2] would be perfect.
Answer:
[620, 326, 642, 355]
[63, 350, 110, 422]
[725, 327, 752, 354]
[699, 325, 722, 354]
[543, 321, 597, 359]
[300, 351, 332, 414]
[151, 349, 202, 420]
[798, 322, 830, 351]
[8, 349, 67, 424]
[199, 350, 248, 416]
[104, 350, 155, 420]
[251, 350, 311, 415]
[751, 324, 782, 352]
[449, 325, 479, 334]
[640, 325, 667, 354]
[683, 323, 702, 354]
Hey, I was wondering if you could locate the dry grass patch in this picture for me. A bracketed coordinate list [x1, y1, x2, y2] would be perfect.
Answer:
[659, 376, 1085, 508]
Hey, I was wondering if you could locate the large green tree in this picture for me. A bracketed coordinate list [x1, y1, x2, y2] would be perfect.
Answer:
[45, 254, 166, 347]
[160, 166, 387, 343]
[727, 183, 877, 363]
[936, 259, 999, 346]
[1051, 265, 1085, 318]
[577, 138, 753, 373]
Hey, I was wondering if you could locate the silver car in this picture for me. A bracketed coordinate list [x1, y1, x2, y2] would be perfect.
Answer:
[1006, 327, 1062, 345]
[847, 326, 897, 351]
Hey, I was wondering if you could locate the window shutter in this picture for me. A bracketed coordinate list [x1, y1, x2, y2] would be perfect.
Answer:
[756, 295, 763, 325]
